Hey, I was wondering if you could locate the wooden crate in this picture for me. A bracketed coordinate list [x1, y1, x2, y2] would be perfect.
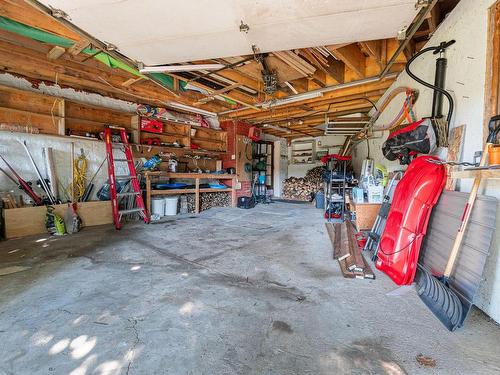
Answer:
[3, 201, 113, 239]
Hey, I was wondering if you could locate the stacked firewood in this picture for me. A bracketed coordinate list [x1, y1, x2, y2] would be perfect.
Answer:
[185, 193, 231, 212]
[305, 166, 325, 184]
[282, 177, 318, 201]
[282, 166, 326, 201]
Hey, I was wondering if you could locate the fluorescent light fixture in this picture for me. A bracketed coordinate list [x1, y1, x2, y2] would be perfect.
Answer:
[140, 64, 225, 73]
[166, 102, 217, 117]
[261, 91, 323, 109]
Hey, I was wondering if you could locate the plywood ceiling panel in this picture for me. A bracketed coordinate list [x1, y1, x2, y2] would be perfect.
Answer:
[40, 0, 418, 65]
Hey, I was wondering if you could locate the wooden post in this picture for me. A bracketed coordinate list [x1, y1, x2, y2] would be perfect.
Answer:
[146, 173, 151, 216]
[484, 1, 500, 144]
[57, 99, 65, 136]
[70, 142, 75, 203]
[231, 177, 237, 207]
[195, 178, 200, 213]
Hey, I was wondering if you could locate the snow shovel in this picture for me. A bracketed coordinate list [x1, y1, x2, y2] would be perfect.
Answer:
[417, 116, 500, 331]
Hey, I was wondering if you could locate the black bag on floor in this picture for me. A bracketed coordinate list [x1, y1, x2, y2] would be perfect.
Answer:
[237, 196, 256, 209]
[382, 118, 437, 164]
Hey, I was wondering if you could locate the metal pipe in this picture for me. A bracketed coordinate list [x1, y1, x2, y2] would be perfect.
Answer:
[380, 0, 439, 78]
[218, 73, 397, 115]
[187, 56, 255, 83]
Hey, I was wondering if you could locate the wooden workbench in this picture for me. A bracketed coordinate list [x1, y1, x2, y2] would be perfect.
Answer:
[144, 172, 237, 214]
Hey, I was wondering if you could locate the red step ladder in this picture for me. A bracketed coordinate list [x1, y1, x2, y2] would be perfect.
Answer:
[104, 126, 149, 229]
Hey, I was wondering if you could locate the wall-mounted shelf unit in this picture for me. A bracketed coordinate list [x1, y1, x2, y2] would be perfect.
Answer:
[290, 139, 316, 164]
[190, 126, 228, 152]
[0, 85, 227, 157]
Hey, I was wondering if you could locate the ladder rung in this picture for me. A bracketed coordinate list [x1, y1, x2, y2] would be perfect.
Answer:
[115, 175, 137, 179]
[119, 208, 144, 215]
[117, 192, 140, 197]
[113, 158, 134, 162]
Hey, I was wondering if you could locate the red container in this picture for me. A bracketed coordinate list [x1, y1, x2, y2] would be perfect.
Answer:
[375, 155, 446, 285]
[140, 118, 164, 133]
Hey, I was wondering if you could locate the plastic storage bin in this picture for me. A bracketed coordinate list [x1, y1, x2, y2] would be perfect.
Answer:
[164, 196, 179, 215]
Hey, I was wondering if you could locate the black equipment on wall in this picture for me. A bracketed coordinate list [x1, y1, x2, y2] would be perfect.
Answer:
[432, 50, 448, 119]
[382, 40, 456, 164]
[406, 40, 456, 139]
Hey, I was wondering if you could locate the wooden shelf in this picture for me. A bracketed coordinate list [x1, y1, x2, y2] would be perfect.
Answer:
[140, 129, 187, 138]
[151, 189, 196, 195]
[145, 172, 235, 179]
[145, 171, 237, 214]
[140, 115, 197, 127]
[451, 168, 500, 179]
[200, 188, 232, 193]
[150, 188, 231, 195]
[192, 136, 225, 144]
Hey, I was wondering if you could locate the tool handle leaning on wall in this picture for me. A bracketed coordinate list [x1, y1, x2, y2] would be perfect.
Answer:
[442, 115, 499, 279]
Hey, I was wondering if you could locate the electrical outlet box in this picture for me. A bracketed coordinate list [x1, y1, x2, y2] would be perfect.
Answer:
[231, 154, 236, 160]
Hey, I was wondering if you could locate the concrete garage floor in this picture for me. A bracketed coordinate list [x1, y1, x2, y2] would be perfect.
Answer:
[0, 203, 499, 375]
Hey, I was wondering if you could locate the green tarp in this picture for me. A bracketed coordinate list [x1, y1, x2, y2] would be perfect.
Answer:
[0, 16, 177, 89]
[0, 16, 238, 105]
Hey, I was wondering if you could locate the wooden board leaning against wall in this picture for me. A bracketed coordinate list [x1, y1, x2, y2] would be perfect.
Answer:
[236, 134, 252, 182]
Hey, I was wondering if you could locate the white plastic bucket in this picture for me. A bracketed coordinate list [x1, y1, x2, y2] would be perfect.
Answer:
[151, 198, 165, 216]
[164, 196, 179, 215]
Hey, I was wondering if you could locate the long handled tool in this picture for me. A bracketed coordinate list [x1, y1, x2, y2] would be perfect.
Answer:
[20, 140, 57, 204]
[0, 154, 43, 205]
[417, 115, 500, 331]
[81, 157, 106, 202]
[364, 172, 402, 261]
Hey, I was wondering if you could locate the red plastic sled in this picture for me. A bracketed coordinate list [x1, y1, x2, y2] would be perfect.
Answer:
[375, 155, 446, 285]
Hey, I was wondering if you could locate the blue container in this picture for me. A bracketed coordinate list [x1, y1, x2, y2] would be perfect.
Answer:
[315, 191, 325, 209]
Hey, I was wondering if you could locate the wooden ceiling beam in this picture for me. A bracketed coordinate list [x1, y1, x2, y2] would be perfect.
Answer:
[255, 104, 374, 128]
[327, 44, 366, 79]
[359, 41, 384, 70]
[226, 78, 393, 119]
[0, 36, 234, 112]
[271, 115, 371, 128]
[273, 50, 316, 77]
[1, 0, 81, 40]
[248, 91, 384, 123]
[167, 72, 258, 110]
[202, 65, 263, 94]
[426, 4, 440, 33]
[324, 56, 345, 84]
